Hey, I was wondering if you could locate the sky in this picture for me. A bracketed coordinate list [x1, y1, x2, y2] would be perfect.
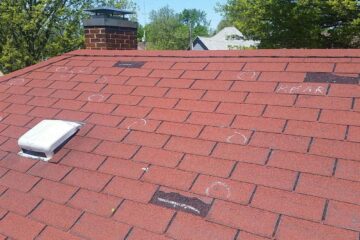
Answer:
[134, 0, 227, 30]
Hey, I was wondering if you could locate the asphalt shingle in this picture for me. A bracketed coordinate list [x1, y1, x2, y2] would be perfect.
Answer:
[0, 49, 358, 239]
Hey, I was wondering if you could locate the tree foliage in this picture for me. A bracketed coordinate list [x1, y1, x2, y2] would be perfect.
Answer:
[0, 0, 90, 73]
[219, 0, 360, 48]
[180, 9, 210, 38]
[0, 0, 137, 74]
[216, 19, 233, 33]
[145, 7, 186, 50]
[145, 6, 210, 50]
[137, 24, 145, 42]
[97, 0, 138, 20]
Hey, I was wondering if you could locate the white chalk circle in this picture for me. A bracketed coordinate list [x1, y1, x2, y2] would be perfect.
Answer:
[237, 71, 257, 80]
[97, 76, 108, 84]
[205, 181, 231, 199]
[7, 78, 25, 86]
[226, 131, 248, 145]
[87, 94, 105, 102]
[126, 118, 147, 130]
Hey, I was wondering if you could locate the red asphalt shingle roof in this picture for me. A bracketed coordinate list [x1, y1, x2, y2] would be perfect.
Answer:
[0, 49, 359, 240]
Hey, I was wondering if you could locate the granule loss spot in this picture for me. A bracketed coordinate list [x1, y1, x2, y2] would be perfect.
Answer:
[113, 61, 145, 68]
[305, 72, 359, 84]
[150, 190, 211, 217]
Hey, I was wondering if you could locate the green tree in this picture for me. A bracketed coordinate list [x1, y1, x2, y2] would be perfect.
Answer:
[145, 6, 187, 50]
[180, 9, 210, 37]
[137, 24, 145, 42]
[145, 7, 210, 50]
[216, 19, 233, 33]
[219, 0, 360, 48]
[97, 0, 137, 9]
[0, 0, 92, 73]
[180, 9, 210, 48]
[97, 0, 138, 20]
[0, 0, 137, 74]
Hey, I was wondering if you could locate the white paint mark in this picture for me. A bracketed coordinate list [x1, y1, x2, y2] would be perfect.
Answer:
[157, 197, 201, 214]
[226, 131, 248, 144]
[87, 94, 105, 102]
[142, 167, 149, 172]
[126, 119, 147, 130]
[205, 181, 231, 199]
[7, 78, 25, 86]
[237, 71, 257, 80]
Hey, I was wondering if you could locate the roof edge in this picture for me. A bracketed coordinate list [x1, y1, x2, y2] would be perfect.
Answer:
[0, 55, 71, 82]
[66, 49, 360, 58]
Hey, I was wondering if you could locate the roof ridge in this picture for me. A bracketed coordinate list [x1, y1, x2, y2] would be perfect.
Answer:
[66, 49, 360, 58]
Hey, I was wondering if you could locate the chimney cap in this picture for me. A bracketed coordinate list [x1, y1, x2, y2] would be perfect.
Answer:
[85, 7, 135, 17]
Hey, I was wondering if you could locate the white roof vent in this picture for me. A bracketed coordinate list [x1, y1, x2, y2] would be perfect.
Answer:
[18, 120, 83, 161]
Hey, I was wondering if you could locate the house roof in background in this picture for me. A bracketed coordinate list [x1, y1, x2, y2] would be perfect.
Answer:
[0, 49, 359, 239]
[194, 27, 259, 50]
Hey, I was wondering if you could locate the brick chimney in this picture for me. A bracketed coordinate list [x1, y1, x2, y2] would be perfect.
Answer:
[84, 7, 137, 50]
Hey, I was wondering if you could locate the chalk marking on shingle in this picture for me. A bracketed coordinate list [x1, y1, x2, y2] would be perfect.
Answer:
[276, 84, 326, 95]
[276, 85, 289, 92]
[97, 76, 108, 83]
[78, 67, 93, 74]
[205, 181, 231, 199]
[237, 71, 257, 80]
[226, 131, 248, 144]
[55, 66, 73, 74]
[87, 94, 105, 102]
[315, 86, 325, 94]
[55, 66, 68, 72]
[289, 86, 303, 93]
[7, 78, 25, 86]
[126, 118, 147, 130]
[157, 197, 201, 214]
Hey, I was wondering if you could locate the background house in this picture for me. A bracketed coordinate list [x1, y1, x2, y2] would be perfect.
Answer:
[192, 26, 259, 50]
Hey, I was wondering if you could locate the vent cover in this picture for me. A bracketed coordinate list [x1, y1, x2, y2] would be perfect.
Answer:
[305, 72, 359, 84]
[18, 120, 83, 161]
[113, 61, 145, 68]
